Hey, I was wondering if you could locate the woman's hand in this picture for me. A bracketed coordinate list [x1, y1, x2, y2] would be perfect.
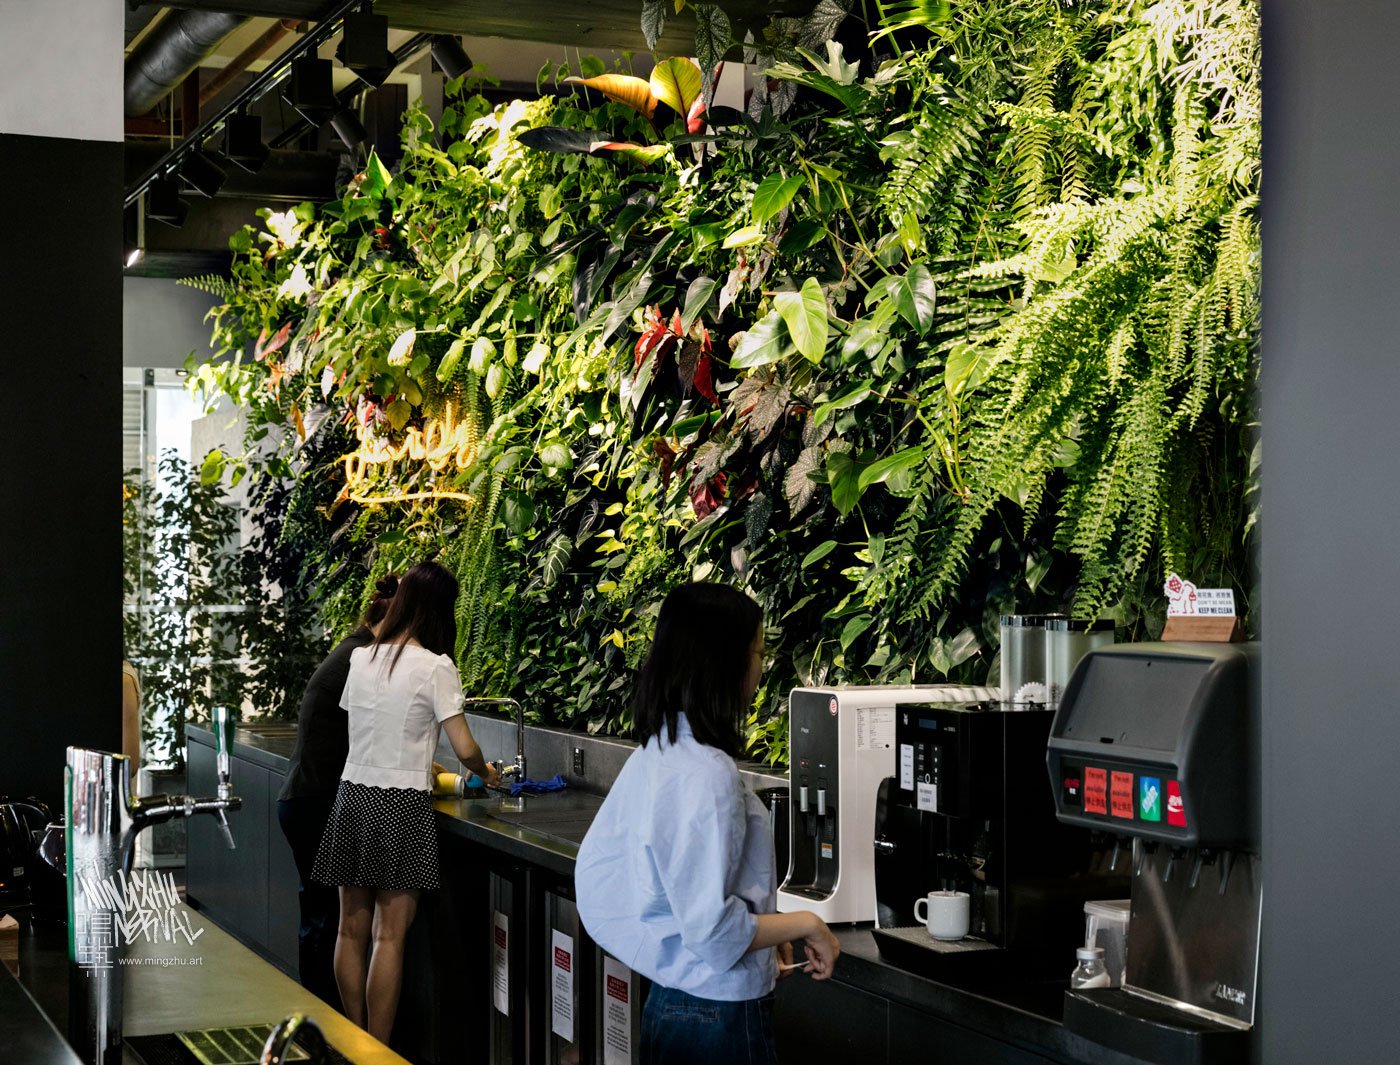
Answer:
[479, 762, 503, 790]
[800, 916, 841, 980]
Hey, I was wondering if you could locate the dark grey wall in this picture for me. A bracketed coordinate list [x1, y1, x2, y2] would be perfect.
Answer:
[0, 133, 123, 810]
[1262, 4, 1400, 1062]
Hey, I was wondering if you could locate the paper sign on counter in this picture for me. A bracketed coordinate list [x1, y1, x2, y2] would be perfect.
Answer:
[490, 911, 509, 1016]
[550, 929, 575, 1041]
[602, 955, 633, 1065]
[856, 707, 895, 750]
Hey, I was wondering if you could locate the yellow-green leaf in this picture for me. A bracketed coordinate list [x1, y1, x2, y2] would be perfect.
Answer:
[564, 74, 657, 118]
[650, 57, 702, 117]
[723, 225, 765, 249]
[775, 277, 828, 362]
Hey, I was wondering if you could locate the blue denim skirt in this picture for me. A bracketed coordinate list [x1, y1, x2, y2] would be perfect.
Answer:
[641, 985, 777, 1065]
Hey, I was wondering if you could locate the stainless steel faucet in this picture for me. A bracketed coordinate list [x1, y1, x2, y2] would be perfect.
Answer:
[261, 1013, 325, 1064]
[461, 697, 527, 784]
[66, 706, 242, 1065]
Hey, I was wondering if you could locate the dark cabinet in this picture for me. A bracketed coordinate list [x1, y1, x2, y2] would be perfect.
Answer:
[185, 736, 299, 974]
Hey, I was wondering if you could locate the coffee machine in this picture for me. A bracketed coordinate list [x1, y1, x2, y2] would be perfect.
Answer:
[872, 700, 1125, 974]
[1046, 642, 1259, 1065]
[778, 686, 994, 925]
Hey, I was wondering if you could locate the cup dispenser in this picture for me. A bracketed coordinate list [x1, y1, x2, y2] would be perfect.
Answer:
[778, 686, 994, 925]
[1046, 642, 1260, 1065]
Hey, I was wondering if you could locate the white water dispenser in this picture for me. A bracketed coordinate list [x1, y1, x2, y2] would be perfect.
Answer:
[777, 685, 995, 924]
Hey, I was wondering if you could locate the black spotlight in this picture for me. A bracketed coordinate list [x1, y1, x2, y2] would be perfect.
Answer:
[283, 55, 337, 126]
[123, 203, 144, 269]
[329, 107, 369, 159]
[224, 112, 270, 173]
[339, 10, 392, 87]
[430, 35, 473, 81]
[147, 178, 189, 228]
[180, 149, 228, 198]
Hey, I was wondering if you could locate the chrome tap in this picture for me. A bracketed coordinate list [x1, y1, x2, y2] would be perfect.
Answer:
[66, 706, 242, 1065]
[461, 697, 527, 784]
[261, 1013, 325, 1065]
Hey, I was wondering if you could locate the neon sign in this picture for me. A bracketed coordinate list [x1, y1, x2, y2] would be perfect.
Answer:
[343, 401, 479, 506]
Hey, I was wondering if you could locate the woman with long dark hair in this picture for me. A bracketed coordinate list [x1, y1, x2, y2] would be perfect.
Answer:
[277, 573, 399, 1009]
[312, 561, 499, 1042]
[576, 582, 840, 1064]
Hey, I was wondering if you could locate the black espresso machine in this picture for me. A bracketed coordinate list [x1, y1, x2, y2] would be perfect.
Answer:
[1047, 641, 1260, 1065]
[872, 700, 1126, 978]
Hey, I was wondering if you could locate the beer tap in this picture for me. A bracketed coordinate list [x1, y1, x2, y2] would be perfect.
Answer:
[66, 706, 243, 1064]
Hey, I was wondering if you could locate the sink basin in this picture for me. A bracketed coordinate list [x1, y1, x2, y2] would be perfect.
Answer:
[126, 1023, 353, 1065]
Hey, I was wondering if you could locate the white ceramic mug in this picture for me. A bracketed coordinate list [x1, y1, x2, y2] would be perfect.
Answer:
[914, 890, 970, 940]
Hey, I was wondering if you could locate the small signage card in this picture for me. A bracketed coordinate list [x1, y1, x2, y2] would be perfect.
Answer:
[550, 929, 575, 1041]
[602, 955, 634, 1065]
[1161, 573, 1242, 642]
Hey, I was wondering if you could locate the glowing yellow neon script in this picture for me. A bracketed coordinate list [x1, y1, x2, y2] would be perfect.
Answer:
[343, 401, 479, 506]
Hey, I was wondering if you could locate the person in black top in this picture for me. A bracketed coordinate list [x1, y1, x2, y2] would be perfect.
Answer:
[277, 574, 398, 1008]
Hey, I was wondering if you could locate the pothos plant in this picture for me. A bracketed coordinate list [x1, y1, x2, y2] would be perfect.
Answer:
[188, 0, 1258, 762]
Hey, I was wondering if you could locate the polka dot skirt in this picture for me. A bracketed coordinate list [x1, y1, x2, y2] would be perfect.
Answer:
[312, 779, 440, 891]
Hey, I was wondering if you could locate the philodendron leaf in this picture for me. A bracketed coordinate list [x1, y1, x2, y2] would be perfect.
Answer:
[681, 275, 719, 330]
[752, 174, 805, 226]
[775, 277, 828, 362]
[650, 57, 703, 117]
[565, 74, 657, 118]
[811, 378, 874, 426]
[802, 539, 838, 568]
[826, 450, 866, 515]
[729, 311, 794, 369]
[944, 341, 993, 398]
[857, 446, 925, 490]
[894, 262, 937, 334]
[360, 150, 392, 198]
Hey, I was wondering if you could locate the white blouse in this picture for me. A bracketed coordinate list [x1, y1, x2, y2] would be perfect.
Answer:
[338, 643, 465, 791]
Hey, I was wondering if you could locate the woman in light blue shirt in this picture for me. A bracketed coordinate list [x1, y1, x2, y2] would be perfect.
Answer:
[576, 583, 840, 1064]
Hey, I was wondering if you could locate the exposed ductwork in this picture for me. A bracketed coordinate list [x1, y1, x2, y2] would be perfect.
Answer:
[124, 10, 249, 117]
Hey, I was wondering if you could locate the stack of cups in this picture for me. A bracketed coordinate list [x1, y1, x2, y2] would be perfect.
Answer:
[1045, 618, 1116, 708]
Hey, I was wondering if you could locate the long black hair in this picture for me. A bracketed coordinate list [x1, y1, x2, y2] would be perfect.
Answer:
[370, 561, 459, 673]
[633, 583, 762, 756]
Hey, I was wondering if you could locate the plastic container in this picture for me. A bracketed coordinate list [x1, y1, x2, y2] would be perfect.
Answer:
[1070, 946, 1111, 989]
[1045, 618, 1116, 708]
[1084, 898, 1130, 988]
[999, 614, 1064, 706]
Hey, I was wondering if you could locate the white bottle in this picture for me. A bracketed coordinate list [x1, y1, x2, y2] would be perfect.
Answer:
[1070, 946, 1112, 989]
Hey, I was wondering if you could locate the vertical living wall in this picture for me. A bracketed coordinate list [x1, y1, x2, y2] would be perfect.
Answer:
[187, 0, 1259, 760]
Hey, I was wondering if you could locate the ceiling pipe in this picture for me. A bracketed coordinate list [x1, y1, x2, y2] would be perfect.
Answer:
[199, 19, 306, 110]
[125, 10, 248, 117]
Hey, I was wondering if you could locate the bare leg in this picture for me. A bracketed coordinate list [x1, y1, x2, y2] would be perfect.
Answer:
[334, 886, 375, 1028]
[365, 888, 420, 1045]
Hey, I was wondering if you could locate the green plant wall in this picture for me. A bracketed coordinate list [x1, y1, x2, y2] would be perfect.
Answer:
[188, 0, 1259, 762]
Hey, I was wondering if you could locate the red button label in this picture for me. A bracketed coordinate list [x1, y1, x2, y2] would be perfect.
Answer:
[1166, 780, 1188, 827]
[1084, 768, 1108, 815]
[1110, 771, 1135, 819]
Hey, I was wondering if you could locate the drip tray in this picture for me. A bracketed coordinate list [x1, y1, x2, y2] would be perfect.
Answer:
[874, 925, 999, 955]
[126, 1025, 353, 1065]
